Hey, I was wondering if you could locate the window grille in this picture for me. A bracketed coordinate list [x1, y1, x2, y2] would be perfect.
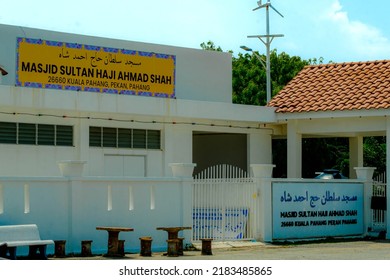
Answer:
[38, 124, 55, 145]
[0, 122, 16, 144]
[0, 122, 73, 146]
[89, 126, 102, 147]
[89, 126, 160, 150]
[118, 128, 132, 148]
[147, 130, 161, 149]
[18, 123, 36, 145]
[56, 125, 73, 146]
[133, 129, 146, 149]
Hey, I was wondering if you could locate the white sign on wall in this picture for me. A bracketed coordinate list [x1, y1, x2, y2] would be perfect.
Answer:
[272, 181, 364, 240]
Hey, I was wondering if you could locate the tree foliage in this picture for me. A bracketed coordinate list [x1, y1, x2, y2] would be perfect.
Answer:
[232, 50, 308, 105]
[200, 41, 224, 52]
[200, 41, 309, 105]
[302, 138, 349, 178]
[363, 136, 386, 175]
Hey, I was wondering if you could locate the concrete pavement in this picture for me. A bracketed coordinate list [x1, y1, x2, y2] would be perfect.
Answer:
[52, 239, 390, 260]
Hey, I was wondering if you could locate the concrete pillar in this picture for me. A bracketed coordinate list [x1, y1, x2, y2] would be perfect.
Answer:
[58, 160, 87, 254]
[170, 163, 196, 243]
[247, 131, 273, 166]
[287, 120, 302, 178]
[349, 136, 364, 179]
[164, 126, 193, 176]
[355, 167, 376, 235]
[251, 164, 274, 242]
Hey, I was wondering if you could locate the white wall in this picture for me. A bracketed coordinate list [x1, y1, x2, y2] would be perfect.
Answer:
[0, 176, 192, 255]
[0, 85, 275, 177]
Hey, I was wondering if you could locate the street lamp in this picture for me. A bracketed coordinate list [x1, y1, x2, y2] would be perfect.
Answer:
[0, 65, 8, 85]
[243, 0, 284, 104]
[0, 65, 7, 76]
[240, 45, 266, 72]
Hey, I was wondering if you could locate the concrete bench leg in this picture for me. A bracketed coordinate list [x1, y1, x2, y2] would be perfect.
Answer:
[0, 244, 7, 259]
[3, 247, 16, 260]
[28, 245, 47, 259]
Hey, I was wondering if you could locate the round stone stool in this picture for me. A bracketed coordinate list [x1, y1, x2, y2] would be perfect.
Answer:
[81, 240, 93, 257]
[200, 238, 213, 255]
[54, 240, 66, 258]
[177, 237, 185, 255]
[166, 239, 180, 257]
[139, 236, 153, 257]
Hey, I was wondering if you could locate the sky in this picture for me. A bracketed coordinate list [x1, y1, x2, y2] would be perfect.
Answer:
[1, 0, 389, 63]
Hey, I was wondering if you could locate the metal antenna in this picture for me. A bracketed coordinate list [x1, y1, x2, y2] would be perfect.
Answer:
[246, 0, 284, 103]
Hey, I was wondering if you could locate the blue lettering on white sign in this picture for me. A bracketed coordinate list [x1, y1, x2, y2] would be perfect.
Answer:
[281, 190, 358, 208]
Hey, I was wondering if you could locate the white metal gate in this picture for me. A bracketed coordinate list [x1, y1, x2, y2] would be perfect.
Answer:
[372, 172, 386, 231]
[192, 164, 259, 241]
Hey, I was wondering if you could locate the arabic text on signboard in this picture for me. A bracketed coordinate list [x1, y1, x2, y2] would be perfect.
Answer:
[16, 38, 176, 98]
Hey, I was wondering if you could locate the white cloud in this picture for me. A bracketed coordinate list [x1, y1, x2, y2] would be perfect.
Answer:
[323, 0, 390, 60]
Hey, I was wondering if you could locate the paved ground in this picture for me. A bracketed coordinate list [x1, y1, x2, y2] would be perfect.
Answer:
[51, 239, 390, 260]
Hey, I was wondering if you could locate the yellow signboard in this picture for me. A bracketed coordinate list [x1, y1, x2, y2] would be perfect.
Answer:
[16, 38, 176, 98]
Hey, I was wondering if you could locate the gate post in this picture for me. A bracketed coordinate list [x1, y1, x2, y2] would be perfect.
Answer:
[170, 163, 196, 243]
[57, 160, 87, 255]
[354, 167, 376, 236]
[251, 164, 275, 242]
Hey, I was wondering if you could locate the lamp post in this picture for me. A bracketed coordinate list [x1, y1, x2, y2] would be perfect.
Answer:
[240, 46, 265, 69]
[242, 0, 284, 104]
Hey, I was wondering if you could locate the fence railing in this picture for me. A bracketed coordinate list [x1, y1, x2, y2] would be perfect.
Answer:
[194, 164, 249, 179]
[372, 172, 386, 231]
[193, 165, 258, 241]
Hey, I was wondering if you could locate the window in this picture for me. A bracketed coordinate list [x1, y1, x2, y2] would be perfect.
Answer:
[89, 126, 102, 147]
[56, 125, 73, 146]
[0, 122, 16, 144]
[118, 128, 132, 148]
[103, 127, 117, 147]
[38, 124, 55, 145]
[133, 129, 146, 149]
[0, 122, 73, 146]
[89, 126, 161, 150]
[147, 130, 161, 149]
[19, 123, 36, 145]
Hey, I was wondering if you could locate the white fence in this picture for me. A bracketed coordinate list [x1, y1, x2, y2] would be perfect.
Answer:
[0, 164, 384, 257]
[193, 165, 259, 241]
[0, 176, 192, 255]
[372, 172, 387, 231]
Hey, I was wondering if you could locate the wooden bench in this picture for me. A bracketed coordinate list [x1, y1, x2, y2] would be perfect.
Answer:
[0, 224, 54, 260]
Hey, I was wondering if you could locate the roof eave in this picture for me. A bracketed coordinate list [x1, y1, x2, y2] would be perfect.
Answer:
[275, 108, 390, 121]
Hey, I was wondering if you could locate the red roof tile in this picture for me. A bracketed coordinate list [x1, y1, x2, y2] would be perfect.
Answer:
[269, 60, 390, 113]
